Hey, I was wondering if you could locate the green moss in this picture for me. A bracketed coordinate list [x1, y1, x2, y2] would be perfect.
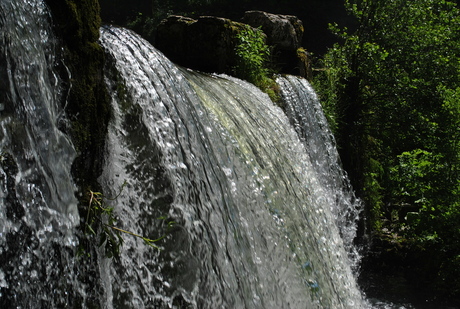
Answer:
[45, 0, 110, 192]
[262, 77, 282, 105]
[44, 0, 110, 305]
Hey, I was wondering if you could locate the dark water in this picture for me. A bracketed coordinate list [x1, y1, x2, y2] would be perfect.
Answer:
[0, 0, 79, 307]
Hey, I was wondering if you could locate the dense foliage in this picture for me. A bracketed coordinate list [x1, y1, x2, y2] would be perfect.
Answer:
[234, 26, 269, 85]
[314, 0, 460, 299]
[233, 25, 280, 101]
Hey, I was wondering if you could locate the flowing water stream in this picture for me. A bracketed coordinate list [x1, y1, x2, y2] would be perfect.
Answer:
[0, 0, 80, 307]
[0, 1, 403, 308]
[96, 26, 364, 308]
[276, 75, 363, 270]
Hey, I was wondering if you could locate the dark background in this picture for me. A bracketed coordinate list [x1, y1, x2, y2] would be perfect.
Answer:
[98, 0, 356, 55]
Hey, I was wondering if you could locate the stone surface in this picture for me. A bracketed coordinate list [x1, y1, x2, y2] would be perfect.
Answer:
[45, 0, 110, 189]
[242, 10, 305, 76]
[242, 10, 303, 51]
[156, 15, 246, 74]
[155, 11, 307, 77]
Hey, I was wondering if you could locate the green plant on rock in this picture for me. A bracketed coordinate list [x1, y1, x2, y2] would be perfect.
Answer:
[234, 25, 269, 84]
[233, 25, 280, 102]
[80, 181, 172, 258]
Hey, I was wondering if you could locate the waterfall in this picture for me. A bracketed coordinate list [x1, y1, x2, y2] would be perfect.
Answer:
[0, 0, 79, 307]
[0, 1, 371, 306]
[276, 75, 363, 270]
[98, 26, 365, 308]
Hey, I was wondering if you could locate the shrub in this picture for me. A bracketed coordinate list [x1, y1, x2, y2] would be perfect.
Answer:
[233, 25, 280, 102]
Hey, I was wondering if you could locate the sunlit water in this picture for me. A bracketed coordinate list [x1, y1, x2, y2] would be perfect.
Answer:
[98, 26, 365, 308]
[0, 1, 428, 307]
[276, 75, 363, 270]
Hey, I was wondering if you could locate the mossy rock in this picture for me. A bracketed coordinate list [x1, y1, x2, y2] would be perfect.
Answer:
[156, 15, 249, 74]
[242, 11, 306, 75]
[156, 11, 308, 78]
[45, 1, 110, 305]
[45, 0, 110, 190]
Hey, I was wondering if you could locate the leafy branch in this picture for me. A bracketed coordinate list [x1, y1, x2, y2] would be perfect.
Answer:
[232, 25, 281, 102]
[234, 25, 270, 86]
[81, 181, 172, 258]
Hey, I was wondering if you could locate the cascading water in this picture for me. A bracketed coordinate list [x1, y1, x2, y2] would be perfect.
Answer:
[276, 75, 363, 270]
[98, 26, 365, 308]
[0, 1, 372, 307]
[0, 0, 80, 307]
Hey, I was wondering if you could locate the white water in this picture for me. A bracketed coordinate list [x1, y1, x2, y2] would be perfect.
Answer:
[0, 2, 375, 307]
[98, 26, 365, 308]
[277, 75, 363, 270]
[0, 0, 79, 307]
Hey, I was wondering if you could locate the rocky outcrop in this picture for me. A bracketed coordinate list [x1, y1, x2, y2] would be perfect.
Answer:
[241, 10, 306, 76]
[242, 11, 303, 52]
[156, 15, 249, 74]
[45, 0, 110, 190]
[156, 11, 309, 77]
[44, 1, 110, 304]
